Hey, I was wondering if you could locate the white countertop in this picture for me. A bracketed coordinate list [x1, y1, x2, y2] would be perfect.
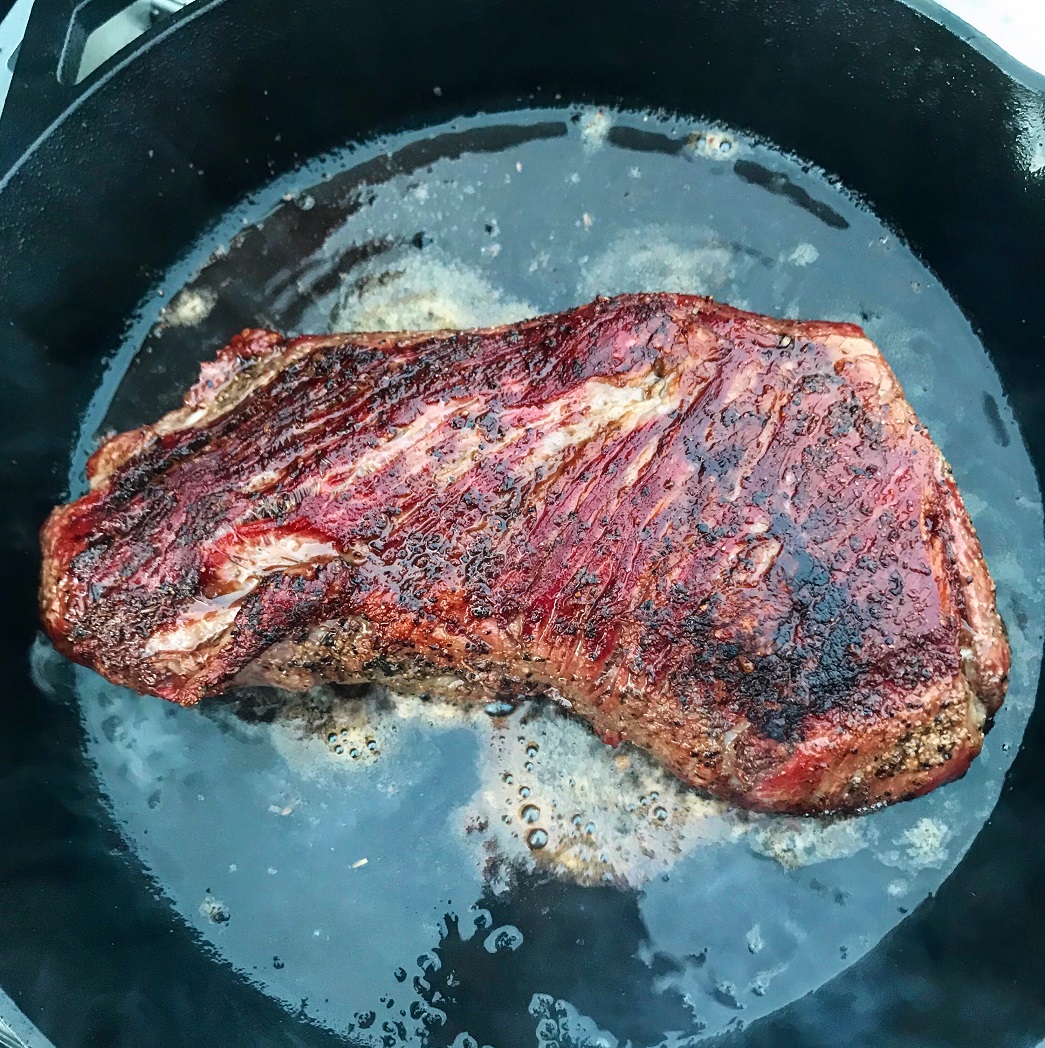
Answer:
[931, 0, 1045, 73]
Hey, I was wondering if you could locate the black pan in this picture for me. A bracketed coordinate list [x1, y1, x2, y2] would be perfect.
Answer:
[1, 2, 1044, 1046]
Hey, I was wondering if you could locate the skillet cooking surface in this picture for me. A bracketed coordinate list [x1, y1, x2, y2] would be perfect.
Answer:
[28, 108, 1044, 1045]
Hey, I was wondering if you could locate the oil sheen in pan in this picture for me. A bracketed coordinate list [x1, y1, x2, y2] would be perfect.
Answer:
[52, 108, 1045, 1045]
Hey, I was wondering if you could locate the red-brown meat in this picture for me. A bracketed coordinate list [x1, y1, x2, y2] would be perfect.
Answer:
[39, 294, 1009, 814]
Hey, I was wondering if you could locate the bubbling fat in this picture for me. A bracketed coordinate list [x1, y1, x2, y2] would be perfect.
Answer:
[261, 684, 879, 890]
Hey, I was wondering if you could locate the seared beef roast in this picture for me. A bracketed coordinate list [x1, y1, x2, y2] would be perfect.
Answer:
[40, 294, 1009, 813]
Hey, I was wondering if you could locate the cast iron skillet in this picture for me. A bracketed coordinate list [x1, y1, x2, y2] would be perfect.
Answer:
[1, 1, 1044, 1046]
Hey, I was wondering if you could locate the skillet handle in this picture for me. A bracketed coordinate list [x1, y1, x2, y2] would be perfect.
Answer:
[0, 0, 185, 173]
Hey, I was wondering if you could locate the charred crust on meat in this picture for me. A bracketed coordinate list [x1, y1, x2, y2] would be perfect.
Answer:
[39, 293, 1010, 814]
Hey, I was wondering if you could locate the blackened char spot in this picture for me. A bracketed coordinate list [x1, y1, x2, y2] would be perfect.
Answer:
[70, 539, 111, 577]
[766, 514, 866, 730]
[461, 536, 507, 610]
[675, 516, 869, 744]
[105, 432, 211, 507]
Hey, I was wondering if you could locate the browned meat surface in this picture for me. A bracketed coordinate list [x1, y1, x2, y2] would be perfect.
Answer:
[39, 293, 1009, 814]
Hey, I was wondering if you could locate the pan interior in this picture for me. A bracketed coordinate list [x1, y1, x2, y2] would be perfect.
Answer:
[43, 107, 1045, 1046]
